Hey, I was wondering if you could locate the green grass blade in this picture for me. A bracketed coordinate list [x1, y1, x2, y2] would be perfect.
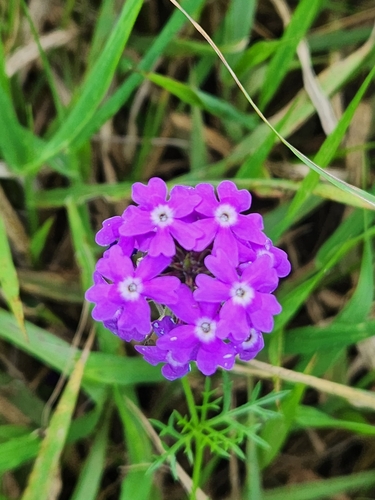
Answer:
[0, 216, 26, 337]
[24, 0, 143, 174]
[0, 308, 163, 388]
[0, 433, 41, 473]
[144, 72, 257, 130]
[21, 344, 90, 500]
[285, 321, 375, 355]
[70, 408, 110, 500]
[114, 387, 154, 500]
[0, 86, 32, 171]
[66, 198, 120, 354]
[272, 64, 375, 240]
[263, 471, 375, 500]
[295, 405, 375, 436]
[69, 0, 206, 152]
[259, 0, 323, 108]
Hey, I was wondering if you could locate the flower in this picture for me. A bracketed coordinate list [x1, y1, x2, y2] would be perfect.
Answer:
[156, 286, 236, 376]
[86, 178, 290, 380]
[119, 178, 203, 257]
[193, 181, 267, 264]
[194, 249, 281, 340]
[85, 244, 180, 341]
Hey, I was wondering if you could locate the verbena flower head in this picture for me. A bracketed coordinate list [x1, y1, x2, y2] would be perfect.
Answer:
[86, 178, 291, 379]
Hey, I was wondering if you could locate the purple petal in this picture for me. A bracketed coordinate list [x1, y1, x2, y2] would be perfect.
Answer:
[232, 214, 266, 244]
[168, 285, 200, 324]
[204, 249, 238, 283]
[194, 274, 230, 302]
[142, 276, 180, 304]
[195, 184, 218, 216]
[242, 255, 278, 292]
[169, 219, 203, 250]
[120, 207, 154, 236]
[148, 229, 175, 257]
[191, 219, 218, 252]
[219, 301, 250, 340]
[96, 246, 134, 282]
[92, 301, 119, 321]
[157, 325, 198, 351]
[136, 254, 171, 281]
[134, 345, 168, 365]
[169, 185, 202, 217]
[152, 316, 177, 337]
[217, 180, 251, 212]
[162, 362, 190, 380]
[234, 329, 264, 361]
[132, 177, 168, 207]
[117, 297, 151, 335]
[95, 216, 123, 246]
[212, 230, 239, 268]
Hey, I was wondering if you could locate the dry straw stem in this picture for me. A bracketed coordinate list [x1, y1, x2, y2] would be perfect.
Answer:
[6, 28, 77, 77]
[233, 360, 375, 411]
[124, 396, 209, 500]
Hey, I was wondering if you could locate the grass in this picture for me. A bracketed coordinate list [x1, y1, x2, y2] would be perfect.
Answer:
[1, 0, 375, 498]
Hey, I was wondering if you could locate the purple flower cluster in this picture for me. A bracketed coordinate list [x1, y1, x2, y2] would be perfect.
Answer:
[86, 178, 290, 380]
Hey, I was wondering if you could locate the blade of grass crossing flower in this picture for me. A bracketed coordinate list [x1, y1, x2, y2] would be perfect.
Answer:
[23, 0, 143, 174]
[259, 0, 324, 109]
[70, 406, 111, 500]
[263, 471, 375, 500]
[0, 216, 26, 338]
[114, 387, 154, 500]
[272, 65, 375, 240]
[21, 334, 93, 500]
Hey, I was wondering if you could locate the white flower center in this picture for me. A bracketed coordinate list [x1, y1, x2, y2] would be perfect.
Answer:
[118, 277, 143, 301]
[230, 282, 254, 306]
[194, 317, 216, 343]
[214, 203, 238, 227]
[150, 204, 174, 228]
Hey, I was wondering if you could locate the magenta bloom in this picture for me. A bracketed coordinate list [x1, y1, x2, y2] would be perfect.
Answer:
[85, 245, 179, 340]
[119, 178, 203, 257]
[193, 181, 266, 263]
[86, 177, 290, 380]
[194, 250, 281, 340]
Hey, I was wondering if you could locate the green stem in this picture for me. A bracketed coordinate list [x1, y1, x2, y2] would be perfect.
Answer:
[181, 375, 199, 425]
[191, 437, 204, 500]
[181, 376, 203, 500]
